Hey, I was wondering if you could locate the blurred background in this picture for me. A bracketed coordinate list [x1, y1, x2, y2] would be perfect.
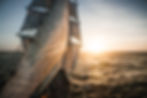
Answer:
[0, 0, 147, 98]
[0, 0, 147, 52]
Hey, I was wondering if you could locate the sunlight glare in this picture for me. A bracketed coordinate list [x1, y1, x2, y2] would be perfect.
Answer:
[82, 37, 108, 53]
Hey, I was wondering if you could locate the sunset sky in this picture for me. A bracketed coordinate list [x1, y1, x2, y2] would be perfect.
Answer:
[0, 0, 147, 52]
[79, 0, 147, 52]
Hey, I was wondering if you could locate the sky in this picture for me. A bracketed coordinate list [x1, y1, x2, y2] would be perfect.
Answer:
[78, 0, 147, 52]
[0, 0, 31, 51]
[0, 0, 147, 52]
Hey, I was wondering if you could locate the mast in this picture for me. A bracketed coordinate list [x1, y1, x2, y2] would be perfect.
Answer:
[63, 0, 81, 74]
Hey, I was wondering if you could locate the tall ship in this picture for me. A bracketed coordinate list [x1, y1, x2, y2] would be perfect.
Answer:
[2, 0, 81, 98]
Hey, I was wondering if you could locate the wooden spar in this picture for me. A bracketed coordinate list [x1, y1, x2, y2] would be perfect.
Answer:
[2, 0, 69, 98]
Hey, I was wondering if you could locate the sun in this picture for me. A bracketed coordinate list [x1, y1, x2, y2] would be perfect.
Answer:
[81, 38, 108, 53]
[84, 43, 106, 53]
